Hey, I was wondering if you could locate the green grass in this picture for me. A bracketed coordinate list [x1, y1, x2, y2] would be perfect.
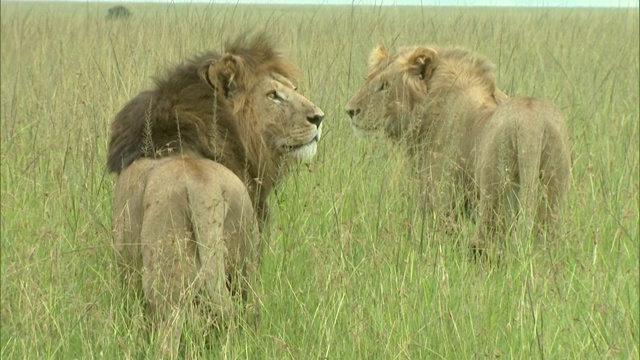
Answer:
[1, 2, 638, 358]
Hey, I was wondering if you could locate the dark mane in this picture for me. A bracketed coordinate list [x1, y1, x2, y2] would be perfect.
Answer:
[224, 33, 299, 83]
[106, 50, 228, 173]
[106, 33, 297, 224]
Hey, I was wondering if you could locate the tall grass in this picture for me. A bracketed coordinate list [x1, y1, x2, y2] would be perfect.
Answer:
[1, 2, 638, 358]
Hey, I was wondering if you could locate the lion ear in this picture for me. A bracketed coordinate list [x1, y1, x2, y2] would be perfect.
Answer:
[493, 87, 509, 104]
[368, 46, 390, 69]
[406, 47, 439, 81]
[200, 60, 218, 90]
[200, 54, 243, 98]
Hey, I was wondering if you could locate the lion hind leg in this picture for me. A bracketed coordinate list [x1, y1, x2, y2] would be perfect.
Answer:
[536, 133, 571, 242]
[515, 124, 545, 242]
[475, 151, 512, 255]
[140, 182, 199, 358]
[187, 189, 235, 325]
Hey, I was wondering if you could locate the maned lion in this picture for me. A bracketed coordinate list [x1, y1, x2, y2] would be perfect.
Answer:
[107, 34, 324, 355]
[344, 45, 571, 251]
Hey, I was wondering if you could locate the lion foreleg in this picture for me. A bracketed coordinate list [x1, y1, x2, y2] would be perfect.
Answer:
[416, 152, 467, 233]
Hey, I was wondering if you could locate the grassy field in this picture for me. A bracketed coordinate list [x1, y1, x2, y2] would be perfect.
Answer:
[1, 2, 638, 358]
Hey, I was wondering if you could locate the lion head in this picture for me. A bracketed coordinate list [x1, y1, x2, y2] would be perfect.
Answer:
[345, 46, 432, 139]
[198, 42, 324, 163]
[107, 33, 324, 222]
[345, 45, 504, 141]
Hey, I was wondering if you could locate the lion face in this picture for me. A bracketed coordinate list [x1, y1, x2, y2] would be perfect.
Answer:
[202, 55, 324, 162]
[344, 71, 392, 136]
[255, 73, 324, 161]
[345, 46, 438, 140]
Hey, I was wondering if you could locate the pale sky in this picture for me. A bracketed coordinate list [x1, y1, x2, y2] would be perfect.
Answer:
[5, 0, 639, 6]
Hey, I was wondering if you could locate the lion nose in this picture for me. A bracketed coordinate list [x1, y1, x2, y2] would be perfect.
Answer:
[346, 108, 361, 119]
[307, 112, 324, 128]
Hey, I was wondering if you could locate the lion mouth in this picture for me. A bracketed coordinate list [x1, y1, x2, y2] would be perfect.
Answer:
[282, 136, 319, 161]
[282, 124, 322, 152]
[350, 123, 377, 137]
[284, 136, 318, 152]
[278, 124, 322, 160]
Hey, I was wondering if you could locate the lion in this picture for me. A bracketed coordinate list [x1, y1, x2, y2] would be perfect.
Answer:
[107, 34, 324, 355]
[344, 45, 571, 251]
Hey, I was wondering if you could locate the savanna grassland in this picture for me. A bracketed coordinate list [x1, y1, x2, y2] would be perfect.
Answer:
[1, 2, 638, 358]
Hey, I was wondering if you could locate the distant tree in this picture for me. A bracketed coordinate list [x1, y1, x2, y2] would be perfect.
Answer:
[106, 6, 131, 20]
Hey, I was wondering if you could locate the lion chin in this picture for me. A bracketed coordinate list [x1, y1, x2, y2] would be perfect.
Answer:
[351, 125, 371, 138]
[284, 123, 322, 161]
[289, 140, 318, 161]
[349, 123, 378, 138]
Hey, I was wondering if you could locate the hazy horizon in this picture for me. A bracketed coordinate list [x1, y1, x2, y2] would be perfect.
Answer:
[3, 0, 639, 8]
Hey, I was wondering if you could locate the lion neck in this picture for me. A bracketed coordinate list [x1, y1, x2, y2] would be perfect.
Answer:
[406, 71, 497, 158]
[247, 151, 284, 212]
[226, 111, 290, 227]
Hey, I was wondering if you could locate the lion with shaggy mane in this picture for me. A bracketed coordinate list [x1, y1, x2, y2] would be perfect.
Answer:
[108, 34, 324, 354]
[345, 45, 571, 250]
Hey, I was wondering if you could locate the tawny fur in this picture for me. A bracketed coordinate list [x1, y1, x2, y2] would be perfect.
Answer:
[108, 34, 324, 356]
[345, 45, 571, 249]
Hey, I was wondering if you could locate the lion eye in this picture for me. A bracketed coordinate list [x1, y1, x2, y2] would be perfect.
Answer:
[377, 82, 389, 92]
[267, 90, 283, 101]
